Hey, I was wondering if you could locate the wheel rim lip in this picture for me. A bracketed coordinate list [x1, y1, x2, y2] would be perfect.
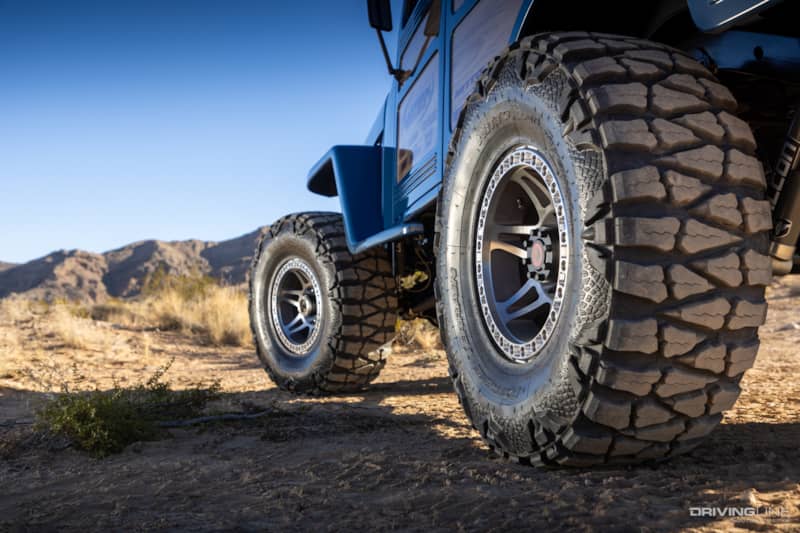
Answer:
[269, 257, 323, 356]
[474, 145, 570, 364]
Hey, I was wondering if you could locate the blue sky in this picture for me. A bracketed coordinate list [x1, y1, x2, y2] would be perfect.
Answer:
[0, 0, 402, 263]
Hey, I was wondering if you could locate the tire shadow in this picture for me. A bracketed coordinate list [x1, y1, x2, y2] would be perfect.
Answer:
[2, 379, 799, 532]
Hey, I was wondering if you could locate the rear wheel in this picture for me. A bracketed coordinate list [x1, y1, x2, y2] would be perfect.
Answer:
[249, 212, 396, 393]
[436, 32, 771, 466]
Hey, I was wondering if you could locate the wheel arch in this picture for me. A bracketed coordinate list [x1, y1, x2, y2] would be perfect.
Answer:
[517, 0, 694, 45]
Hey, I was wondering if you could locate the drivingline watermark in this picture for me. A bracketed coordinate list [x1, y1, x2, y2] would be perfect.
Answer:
[689, 506, 790, 518]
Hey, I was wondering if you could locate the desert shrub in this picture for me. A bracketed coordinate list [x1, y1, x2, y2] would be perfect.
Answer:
[53, 298, 91, 319]
[38, 387, 158, 456]
[89, 299, 139, 326]
[37, 357, 220, 457]
[143, 266, 216, 301]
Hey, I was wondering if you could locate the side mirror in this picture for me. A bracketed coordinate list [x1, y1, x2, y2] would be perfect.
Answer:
[367, 0, 392, 32]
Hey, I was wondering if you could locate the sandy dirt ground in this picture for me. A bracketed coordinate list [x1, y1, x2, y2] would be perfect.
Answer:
[2, 280, 800, 531]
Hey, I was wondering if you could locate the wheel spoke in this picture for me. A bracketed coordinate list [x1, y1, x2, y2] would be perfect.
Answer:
[498, 280, 551, 324]
[286, 316, 310, 335]
[284, 313, 304, 328]
[498, 279, 535, 312]
[489, 239, 527, 259]
[510, 174, 554, 221]
[488, 224, 539, 238]
[505, 295, 551, 322]
[281, 289, 305, 297]
[281, 296, 301, 309]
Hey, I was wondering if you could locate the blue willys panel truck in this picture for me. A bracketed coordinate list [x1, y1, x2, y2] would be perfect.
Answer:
[249, 0, 800, 466]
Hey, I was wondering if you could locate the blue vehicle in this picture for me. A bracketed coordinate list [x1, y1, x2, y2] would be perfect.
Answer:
[249, 0, 800, 466]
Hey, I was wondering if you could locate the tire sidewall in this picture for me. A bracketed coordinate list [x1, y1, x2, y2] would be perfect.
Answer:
[438, 82, 595, 442]
[251, 229, 336, 384]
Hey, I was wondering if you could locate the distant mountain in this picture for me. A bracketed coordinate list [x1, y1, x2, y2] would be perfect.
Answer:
[0, 228, 268, 303]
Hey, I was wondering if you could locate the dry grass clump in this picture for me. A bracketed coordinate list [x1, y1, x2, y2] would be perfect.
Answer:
[0, 297, 112, 358]
[48, 305, 110, 351]
[80, 271, 252, 347]
[0, 298, 36, 377]
[139, 272, 251, 347]
[0, 324, 21, 357]
[396, 318, 441, 350]
[0, 296, 35, 324]
[194, 286, 252, 346]
[88, 299, 140, 326]
[143, 283, 251, 346]
[0, 298, 25, 355]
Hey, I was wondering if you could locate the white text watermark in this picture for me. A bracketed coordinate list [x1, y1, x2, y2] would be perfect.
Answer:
[689, 506, 789, 518]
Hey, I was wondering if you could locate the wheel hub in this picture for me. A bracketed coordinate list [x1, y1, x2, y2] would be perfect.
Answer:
[526, 228, 554, 282]
[474, 146, 570, 363]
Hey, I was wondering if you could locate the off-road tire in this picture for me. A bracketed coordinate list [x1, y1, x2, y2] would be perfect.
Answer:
[249, 212, 396, 394]
[435, 32, 771, 466]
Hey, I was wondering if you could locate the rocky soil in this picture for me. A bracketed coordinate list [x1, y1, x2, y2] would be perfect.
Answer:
[1, 278, 800, 531]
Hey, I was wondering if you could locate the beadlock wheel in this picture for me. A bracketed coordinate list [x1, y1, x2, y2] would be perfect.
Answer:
[475, 146, 570, 363]
[435, 32, 770, 467]
[269, 258, 323, 356]
[249, 212, 397, 394]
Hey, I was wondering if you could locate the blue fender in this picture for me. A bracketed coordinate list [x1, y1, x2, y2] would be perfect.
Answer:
[306, 146, 422, 254]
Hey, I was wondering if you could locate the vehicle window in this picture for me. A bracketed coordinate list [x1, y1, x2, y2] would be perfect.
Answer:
[400, 12, 430, 70]
[397, 54, 439, 181]
[452, 0, 465, 11]
[450, 0, 522, 128]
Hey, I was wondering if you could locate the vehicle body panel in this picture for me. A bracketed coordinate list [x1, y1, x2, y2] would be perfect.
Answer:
[685, 30, 800, 81]
[687, 0, 781, 33]
[306, 0, 798, 254]
[308, 0, 530, 252]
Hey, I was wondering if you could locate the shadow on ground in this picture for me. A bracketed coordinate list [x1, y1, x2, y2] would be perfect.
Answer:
[1, 374, 799, 531]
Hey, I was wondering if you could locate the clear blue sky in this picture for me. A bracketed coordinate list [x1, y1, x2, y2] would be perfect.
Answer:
[0, 0, 402, 263]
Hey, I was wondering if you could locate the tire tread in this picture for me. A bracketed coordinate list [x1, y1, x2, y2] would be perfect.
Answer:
[437, 32, 770, 466]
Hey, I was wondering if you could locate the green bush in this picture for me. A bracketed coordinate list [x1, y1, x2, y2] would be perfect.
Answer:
[37, 358, 220, 457]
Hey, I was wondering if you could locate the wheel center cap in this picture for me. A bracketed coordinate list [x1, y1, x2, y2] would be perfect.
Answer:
[525, 228, 554, 281]
[529, 240, 545, 269]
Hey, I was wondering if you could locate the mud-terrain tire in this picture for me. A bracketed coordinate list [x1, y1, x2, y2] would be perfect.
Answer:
[435, 32, 771, 466]
[249, 212, 396, 394]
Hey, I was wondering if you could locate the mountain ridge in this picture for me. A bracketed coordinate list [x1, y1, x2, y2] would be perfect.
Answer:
[0, 227, 268, 303]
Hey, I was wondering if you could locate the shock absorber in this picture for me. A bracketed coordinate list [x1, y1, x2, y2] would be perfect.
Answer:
[769, 108, 800, 275]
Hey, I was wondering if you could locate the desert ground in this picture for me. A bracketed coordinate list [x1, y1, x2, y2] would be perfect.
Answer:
[1, 279, 800, 532]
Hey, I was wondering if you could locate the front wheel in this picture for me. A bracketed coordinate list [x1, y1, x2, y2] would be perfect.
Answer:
[249, 212, 396, 393]
[436, 33, 771, 466]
